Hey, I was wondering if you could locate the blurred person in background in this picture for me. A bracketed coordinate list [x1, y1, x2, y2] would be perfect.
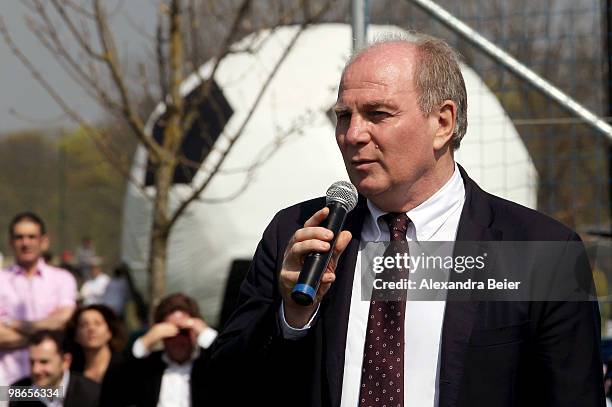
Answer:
[79, 257, 109, 306]
[58, 250, 82, 288]
[66, 304, 126, 383]
[98, 263, 148, 341]
[9, 330, 100, 407]
[75, 237, 96, 280]
[99, 293, 217, 407]
[0, 212, 77, 386]
[101, 265, 130, 317]
[605, 358, 612, 407]
[41, 251, 53, 264]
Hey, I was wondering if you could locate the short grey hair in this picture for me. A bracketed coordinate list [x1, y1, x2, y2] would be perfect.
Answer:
[345, 31, 468, 150]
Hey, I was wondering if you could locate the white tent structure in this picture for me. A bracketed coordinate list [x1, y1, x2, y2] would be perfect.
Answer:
[121, 24, 536, 324]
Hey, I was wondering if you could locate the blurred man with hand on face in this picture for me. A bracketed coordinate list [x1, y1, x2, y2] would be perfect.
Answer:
[9, 330, 100, 407]
[99, 293, 218, 407]
[0, 213, 77, 386]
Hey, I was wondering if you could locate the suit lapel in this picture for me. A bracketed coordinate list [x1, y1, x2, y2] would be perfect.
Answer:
[323, 197, 367, 407]
[148, 353, 167, 407]
[63, 375, 76, 407]
[438, 165, 502, 407]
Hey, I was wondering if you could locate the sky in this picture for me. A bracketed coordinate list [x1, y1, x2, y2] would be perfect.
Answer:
[0, 0, 157, 134]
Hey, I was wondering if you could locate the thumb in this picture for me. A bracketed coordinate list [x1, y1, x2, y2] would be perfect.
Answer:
[330, 231, 352, 265]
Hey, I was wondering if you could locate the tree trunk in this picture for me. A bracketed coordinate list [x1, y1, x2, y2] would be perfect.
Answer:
[148, 156, 174, 320]
[147, 0, 184, 320]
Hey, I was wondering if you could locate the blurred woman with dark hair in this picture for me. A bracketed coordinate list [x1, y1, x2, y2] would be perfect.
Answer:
[67, 304, 126, 383]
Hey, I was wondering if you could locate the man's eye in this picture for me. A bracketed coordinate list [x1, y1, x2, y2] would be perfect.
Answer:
[335, 112, 350, 120]
[370, 111, 390, 119]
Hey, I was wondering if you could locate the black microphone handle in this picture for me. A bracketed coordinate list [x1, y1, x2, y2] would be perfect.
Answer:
[291, 201, 348, 305]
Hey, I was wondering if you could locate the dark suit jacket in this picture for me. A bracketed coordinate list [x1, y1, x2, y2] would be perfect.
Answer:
[99, 349, 209, 407]
[210, 166, 605, 407]
[9, 372, 100, 407]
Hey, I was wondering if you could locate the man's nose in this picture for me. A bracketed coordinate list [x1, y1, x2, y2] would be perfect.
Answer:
[31, 362, 42, 374]
[344, 114, 370, 145]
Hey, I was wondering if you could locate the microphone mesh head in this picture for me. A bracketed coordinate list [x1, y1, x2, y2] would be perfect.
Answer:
[326, 181, 358, 212]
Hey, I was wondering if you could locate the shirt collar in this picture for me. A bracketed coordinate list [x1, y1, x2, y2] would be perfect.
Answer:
[34, 369, 69, 406]
[366, 163, 465, 241]
[60, 369, 70, 395]
[8, 258, 47, 276]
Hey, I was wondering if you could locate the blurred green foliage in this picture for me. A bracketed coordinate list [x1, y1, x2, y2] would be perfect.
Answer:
[0, 127, 132, 267]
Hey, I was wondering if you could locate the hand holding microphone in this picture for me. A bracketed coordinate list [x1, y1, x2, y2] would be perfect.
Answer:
[279, 181, 358, 327]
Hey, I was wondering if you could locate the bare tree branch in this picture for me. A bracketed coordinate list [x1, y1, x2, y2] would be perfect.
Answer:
[198, 111, 314, 203]
[92, 0, 163, 163]
[169, 1, 332, 227]
[163, 0, 186, 156]
[8, 108, 69, 127]
[63, 0, 96, 19]
[0, 15, 147, 197]
[124, 11, 158, 43]
[107, 0, 128, 18]
[138, 62, 157, 107]
[48, 0, 106, 60]
[179, 0, 321, 141]
[6, 0, 339, 312]
[187, 0, 200, 70]
[179, 0, 253, 136]
[24, 8, 124, 113]
[156, 8, 169, 99]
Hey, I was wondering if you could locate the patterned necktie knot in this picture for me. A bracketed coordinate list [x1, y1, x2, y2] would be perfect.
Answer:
[382, 212, 410, 241]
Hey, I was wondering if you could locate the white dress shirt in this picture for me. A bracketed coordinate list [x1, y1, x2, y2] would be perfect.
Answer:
[132, 327, 218, 407]
[281, 163, 465, 407]
[80, 273, 110, 305]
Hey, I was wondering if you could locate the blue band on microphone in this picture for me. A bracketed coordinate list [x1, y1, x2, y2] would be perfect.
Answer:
[292, 284, 316, 299]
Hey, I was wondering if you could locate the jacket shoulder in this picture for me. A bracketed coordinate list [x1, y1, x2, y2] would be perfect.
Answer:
[260, 197, 327, 244]
[273, 197, 327, 225]
[484, 192, 576, 241]
[11, 377, 32, 386]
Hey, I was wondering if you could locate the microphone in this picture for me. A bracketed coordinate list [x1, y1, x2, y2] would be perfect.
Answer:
[291, 181, 358, 306]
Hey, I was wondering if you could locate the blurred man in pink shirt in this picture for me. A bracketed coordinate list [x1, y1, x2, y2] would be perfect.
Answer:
[0, 212, 77, 385]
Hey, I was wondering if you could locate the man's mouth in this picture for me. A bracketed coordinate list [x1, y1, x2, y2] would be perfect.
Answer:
[351, 159, 377, 169]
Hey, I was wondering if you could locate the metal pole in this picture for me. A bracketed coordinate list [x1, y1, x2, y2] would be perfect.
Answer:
[351, 0, 368, 51]
[407, 0, 612, 142]
[606, 0, 612, 228]
[58, 142, 66, 252]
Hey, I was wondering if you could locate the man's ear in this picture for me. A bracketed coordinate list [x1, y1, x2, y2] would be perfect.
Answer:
[432, 100, 457, 151]
[62, 352, 72, 371]
[41, 234, 50, 251]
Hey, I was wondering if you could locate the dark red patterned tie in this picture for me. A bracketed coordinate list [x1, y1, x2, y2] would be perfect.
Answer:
[359, 212, 410, 407]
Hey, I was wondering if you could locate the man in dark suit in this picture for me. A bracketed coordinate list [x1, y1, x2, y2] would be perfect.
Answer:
[9, 330, 99, 407]
[209, 32, 604, 406]
[99, 293, 217, 407]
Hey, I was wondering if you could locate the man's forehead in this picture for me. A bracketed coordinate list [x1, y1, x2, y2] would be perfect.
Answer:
[13, 220, 43, 234]
[345, 42, 416, 71]
[339, 47, 417, 94]
[30, 340, 60, 357]
[333, 96, 399, 111]
[335, 77, 415, 109]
